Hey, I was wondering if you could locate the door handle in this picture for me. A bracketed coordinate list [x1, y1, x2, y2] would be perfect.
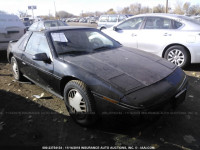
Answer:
[131, 33, 137, 37]
[22, 62, 26, 65]
[163, 33, 171, 36]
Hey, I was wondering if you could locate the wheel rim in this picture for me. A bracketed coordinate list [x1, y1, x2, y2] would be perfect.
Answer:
[167, 49, 185, 66]
[12, 58, 19, 79]
[68, 89, 87, 113]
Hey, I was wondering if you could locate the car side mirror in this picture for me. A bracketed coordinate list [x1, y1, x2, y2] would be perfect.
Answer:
[113, 26, 120, 31]
[32, 53, 51, 63]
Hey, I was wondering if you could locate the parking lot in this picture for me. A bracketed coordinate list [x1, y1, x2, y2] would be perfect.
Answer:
[0, 23, 200, 149]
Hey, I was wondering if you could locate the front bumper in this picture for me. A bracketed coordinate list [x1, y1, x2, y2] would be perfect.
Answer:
[93, 67, 188, 114]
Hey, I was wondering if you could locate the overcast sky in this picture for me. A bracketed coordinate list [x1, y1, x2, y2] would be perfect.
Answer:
[0, 0, 200, 17]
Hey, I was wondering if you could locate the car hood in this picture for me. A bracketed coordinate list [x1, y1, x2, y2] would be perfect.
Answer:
[62, 47, 177, 93]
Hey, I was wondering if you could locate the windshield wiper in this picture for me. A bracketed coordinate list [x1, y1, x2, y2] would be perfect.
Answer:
[93, 45, 113, 51]
[58, 50, 88, 55]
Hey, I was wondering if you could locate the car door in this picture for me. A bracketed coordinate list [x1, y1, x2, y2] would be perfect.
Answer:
[105, 17, 145, 48]
[21, 32, 54, 89]
[137, 17, 174, 56]
[33, 34, 54, 90]
[21, 32, 40, 80]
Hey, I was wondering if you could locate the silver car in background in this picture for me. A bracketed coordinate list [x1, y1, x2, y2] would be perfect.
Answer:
[97, 14, 132, 31]
[103, 13, 200, 68]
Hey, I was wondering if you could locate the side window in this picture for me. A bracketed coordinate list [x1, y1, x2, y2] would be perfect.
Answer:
[118, 15, 126, 22]
[37, 36, 51, 56]
[172, 20, 183, 29]
[25, 33, 40, 55]
[108, 15, 117, 22]
[117, 17, 144, 30]
[18, 32, 32, 50]
[99, 16, 108, 22]
[144, 17, 172, 29]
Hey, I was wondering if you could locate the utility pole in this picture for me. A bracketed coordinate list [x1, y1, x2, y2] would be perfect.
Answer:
[31, 7, 34, 19]
[54, 1, 57, 18]
[166, 0, 168, 13]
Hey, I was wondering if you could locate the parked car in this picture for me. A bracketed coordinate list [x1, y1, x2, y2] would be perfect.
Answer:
[7, 26, 187, 126]
[97, 14, 131, 30]
[21, 17, 33, 30]
[79, 18, 87, 23]
[28, 20, 68, 31]
[89, 17, 97, 24]
[103, 13, 200, 68]
[0, 14, 26, 50]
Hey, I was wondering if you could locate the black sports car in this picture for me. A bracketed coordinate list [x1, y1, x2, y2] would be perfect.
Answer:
[7, 26, 188, 126]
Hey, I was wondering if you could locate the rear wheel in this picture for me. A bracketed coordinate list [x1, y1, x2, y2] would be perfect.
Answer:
[11, 57, 23, 81]
[64, 80, 98, 126]
[164, 45, 190, 68]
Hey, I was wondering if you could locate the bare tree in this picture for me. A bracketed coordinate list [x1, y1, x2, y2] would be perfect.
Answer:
[141, 6, 151, 14]
[82, 12, 95, 17]
[153, 4, 165, 13]
[130, 3, 141, 15]
[106, 8, 116, 14]
[173, 0, 200, 15]
[120, 7, 130, 14]
[188, 5, 200, 15]
[183, 2, 191, 15]
[173, 0, 184, 14]
[56, 11, 75, 18]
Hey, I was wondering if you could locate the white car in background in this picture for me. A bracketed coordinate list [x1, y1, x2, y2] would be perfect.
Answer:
[103, 13, 200, 68]
[0, 14, 25, 50]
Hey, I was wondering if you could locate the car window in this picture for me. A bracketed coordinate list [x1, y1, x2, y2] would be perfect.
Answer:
[57, 20, 66, 26]
[25, 33, 40, 55]
[108, 15, 118, 22]
[144, 17, 171, 29]
[99, 16, 108, 22]
[37, 36, 51, 57]
[118, 15, 126, 22]
[44, 21, 66, 28]
[172, 20, 183, 29]
[18, 32, 32, 50]
[117, 17, 144, 30]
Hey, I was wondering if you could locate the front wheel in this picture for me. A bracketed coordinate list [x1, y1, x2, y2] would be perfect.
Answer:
[11, 57, 23, 81]
[64, 80, 98, 126]
[100, 27, 106, 31]
[164, 45, 190, 68]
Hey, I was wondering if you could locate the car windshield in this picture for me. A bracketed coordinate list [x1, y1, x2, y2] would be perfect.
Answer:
[51, 29, 121, 55]
[44, 20, 67, 28]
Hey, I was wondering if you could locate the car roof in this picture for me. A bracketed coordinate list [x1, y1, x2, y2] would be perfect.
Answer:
[38, 26, 95, 33]
[131, 13, 183, 19]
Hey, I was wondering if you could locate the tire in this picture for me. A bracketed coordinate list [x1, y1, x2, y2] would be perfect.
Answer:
[164, 45, 190, 68]
[11, 57, 23, 81]
[64, 80, 98, 126]
[100, 27, 106, 31]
